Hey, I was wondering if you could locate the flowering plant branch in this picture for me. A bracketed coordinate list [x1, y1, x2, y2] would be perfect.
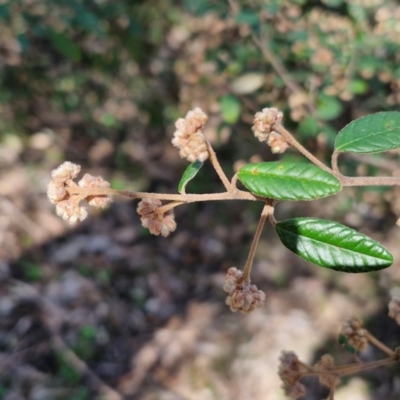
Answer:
[48, 107, 400, 314]
[279, 300, 400, 400]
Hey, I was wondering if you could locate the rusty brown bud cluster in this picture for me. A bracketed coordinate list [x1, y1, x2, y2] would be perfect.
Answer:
[223, 267, 265, 313]
[137, 198, 177, 237]
[252, 107, 290, 154]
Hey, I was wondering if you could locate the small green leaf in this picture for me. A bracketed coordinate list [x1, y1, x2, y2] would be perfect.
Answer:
[316, 94, 343, 121]
[219, 95, 241, 124]
[275, 218, 393, 272]
[235, 10, 259, 27]
[335, 112, 400, 153]
[298, 116, 320, 138]
[238, 162, 341, 201]
[348, 79, 368, 95]
[338, 334, 357, 354]
[178, 161, 203, 193]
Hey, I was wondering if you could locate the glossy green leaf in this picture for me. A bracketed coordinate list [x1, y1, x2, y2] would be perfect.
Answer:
[219, 95, 241, 124]
[178, 161, 203, 193]
[275, 218, 393, 272]
[238, 162, 341, 201]
[335, 112, 400, 153]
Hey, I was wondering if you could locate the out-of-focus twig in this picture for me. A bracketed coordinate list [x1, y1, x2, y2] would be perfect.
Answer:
[7, 278, 123, 400]
[251, 34, 305, 97]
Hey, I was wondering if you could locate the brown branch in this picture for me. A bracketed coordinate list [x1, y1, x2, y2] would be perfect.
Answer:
[251, 33, 305, 97]
[107, 189, 259, 203]
[242, 203, 272, 282]
[205, 140, 232, 191]
[365, 331, 396, 357]
[275, 124, 335, 175]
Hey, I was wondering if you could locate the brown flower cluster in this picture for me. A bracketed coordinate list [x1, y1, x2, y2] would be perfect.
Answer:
[251, 107, 290, 154]
[137, 198, 177, 237]
[223, 267, 265, 313]
[313, 354, 340, 390]
[47, 161, 112, 225]
[388, 288, 400, 325]
[340, 317, 368, 352]
[78, 173, 112, 209]
[172, 107, 209, 162]
[278, 351, 307, 399]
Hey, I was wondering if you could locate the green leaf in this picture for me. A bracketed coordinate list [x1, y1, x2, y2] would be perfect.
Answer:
[335, 112, 400, 153]
[46, 29, 82, 62]
[235, 10, 260, 27]
[178, 161, 203, 193]
[348, 79, 368, 95]
[298, 116, 319, 138]
[238, 162, 341, 201]
[316, 94, 343, 121]
[219, 95, 241, 124]
[338, 334, 357, 354]
[275, 218, 393, 272]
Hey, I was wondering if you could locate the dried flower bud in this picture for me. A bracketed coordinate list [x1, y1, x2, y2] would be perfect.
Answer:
[137, 198, 177, 237]
[340, 317, 368, 352]
[47, 161, 82, 204]
[278, 351, 307, 399]
[48, 161, 112, 225]
[78, 173, 112, 209]
[56, 200, 88, 225]
[172, 107, 209, 162]
[388, 287, 400, 325]
[51, 161, 81, 181]
[47, 180, 68, 204]
[223, 267, 265, 313]
[314, 354, 340, 389]
[252, 107, 283, 142]
[267, 131, 291, 154]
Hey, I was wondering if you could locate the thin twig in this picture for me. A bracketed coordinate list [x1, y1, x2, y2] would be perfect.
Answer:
[331, 150, 340, 175]
[242, 203, 272, 282]
[205, 140, 232, 191]
[251, 33, 305, 97]
[340, 176, 400, 187]
[275, 124, 335, 175]
[8, 278, 123, 400]
[332, 357, 397, 376]
[156, 201, 185, 215]
[365, 331, 395, 357]
[112, 190, 258, 203]
[50, 335, 122, 400]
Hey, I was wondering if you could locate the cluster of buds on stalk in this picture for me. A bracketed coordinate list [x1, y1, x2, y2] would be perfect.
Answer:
[172, 107, 209, 162]
[223, 267, 265, 313]
[136, 198, 176, 237]
[47, 106, 400, 398]
[47, 161, 112, 224]
[46, 107, 292, 315]
[252, 107, 290, 154]
[279, 304, 400, 399]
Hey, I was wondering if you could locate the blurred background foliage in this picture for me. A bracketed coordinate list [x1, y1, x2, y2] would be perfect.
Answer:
[2, 0, 400, 399]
